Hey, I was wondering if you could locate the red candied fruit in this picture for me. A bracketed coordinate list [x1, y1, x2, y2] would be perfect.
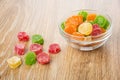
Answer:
[48, 43, 61, 54]
[91, 24, 102, 36]
[30, 43, 43, 55]
[14, 43, 25, 55]
[17, 32, 29, 42]
[37, 52, 50, 64]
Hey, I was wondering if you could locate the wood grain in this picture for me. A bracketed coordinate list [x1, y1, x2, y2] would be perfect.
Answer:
[0, 0, 120, 80]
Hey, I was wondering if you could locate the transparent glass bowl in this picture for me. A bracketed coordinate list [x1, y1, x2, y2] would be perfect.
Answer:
[58, 9, 112, 51]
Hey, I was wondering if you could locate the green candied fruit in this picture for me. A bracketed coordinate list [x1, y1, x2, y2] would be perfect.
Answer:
[78, 11, 88, 21]
[94, 15, 107, 28]
[32, 34, 44, 45]
[61, 22, 65, 30]
[25, 52, 36, 65]
[104, 19, 110, 29]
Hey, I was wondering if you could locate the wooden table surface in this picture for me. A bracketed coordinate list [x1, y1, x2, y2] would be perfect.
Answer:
[0, 0, 120, 80]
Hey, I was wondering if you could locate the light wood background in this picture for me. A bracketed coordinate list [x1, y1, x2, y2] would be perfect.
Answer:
[0, 0, 120, 80]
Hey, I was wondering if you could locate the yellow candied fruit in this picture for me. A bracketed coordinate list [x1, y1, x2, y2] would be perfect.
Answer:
[7, 56, 21, 69]
[78, 22, 93, 35]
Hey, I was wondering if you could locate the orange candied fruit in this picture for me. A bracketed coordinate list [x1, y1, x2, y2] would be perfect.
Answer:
[64, 25, 77, 34]
[87, 14, 96, 21]
[72, 32, 84, 41]
[65, 15, 83, 28]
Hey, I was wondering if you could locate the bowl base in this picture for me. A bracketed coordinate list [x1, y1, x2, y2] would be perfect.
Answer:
[70, 41, 105, 51]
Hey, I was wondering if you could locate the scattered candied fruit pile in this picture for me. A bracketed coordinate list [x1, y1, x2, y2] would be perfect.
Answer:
[7, 32, 61, 69]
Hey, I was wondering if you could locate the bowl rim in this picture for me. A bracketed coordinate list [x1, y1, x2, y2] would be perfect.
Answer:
[58, 9, 112, 44]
